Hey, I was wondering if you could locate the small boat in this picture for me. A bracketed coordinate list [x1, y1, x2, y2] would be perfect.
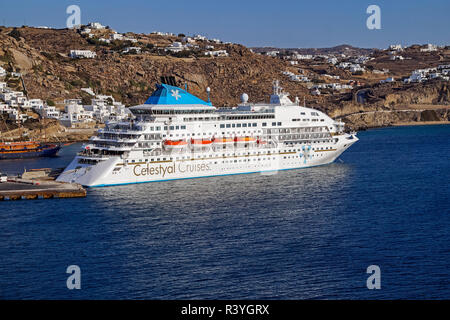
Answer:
[234, 136, 257, 143]
[0, 141, 61, 160]
[164, 140, 188, 149]
[212, 137, 234, 145]
[190, 139, 212, 147]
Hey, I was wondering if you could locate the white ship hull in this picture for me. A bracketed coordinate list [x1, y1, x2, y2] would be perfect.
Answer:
[57, 81, 359, 187]
[57, 134, 357, 187]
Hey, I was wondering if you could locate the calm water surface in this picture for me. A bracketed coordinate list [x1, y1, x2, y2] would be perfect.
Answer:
[0, 125, 449, 299]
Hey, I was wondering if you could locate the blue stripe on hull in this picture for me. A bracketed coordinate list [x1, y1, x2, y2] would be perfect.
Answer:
[88, 162, 333, 188]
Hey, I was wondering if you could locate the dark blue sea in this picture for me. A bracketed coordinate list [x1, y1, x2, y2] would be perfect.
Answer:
[0, 125, 449, 299]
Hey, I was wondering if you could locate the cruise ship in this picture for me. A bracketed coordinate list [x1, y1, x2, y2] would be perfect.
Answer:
[57, 81, 358, 187]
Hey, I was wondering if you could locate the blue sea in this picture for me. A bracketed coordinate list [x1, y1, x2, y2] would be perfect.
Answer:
[0, 125, 449, 299]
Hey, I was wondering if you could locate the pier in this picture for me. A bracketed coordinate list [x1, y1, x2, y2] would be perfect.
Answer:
[0, 178, 86, 200]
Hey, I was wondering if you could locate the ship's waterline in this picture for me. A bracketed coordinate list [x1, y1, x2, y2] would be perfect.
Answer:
[57, 81, 357, 187]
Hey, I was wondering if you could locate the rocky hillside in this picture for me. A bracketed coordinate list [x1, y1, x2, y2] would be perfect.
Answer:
[0, 26, 311, 107]
[1, 26, 449, 132]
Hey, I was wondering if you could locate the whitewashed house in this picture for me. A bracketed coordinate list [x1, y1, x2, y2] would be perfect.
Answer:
[122, 47, 142, 54]
[420, 44, 438, 52]
[34, 105, 60, 119]
[389, 44, 403, 51]
[165, 42, 187, 53]
[69, 50, 97, 59]
[88, 22, 105, 30]
[265, 51, 279, 57]
[350, 64, 365, 73]
[193, 34, 207, 41]
[328, 57, 338, 65]
[204, 50, 228, 57]
[80, 28, 91, 34]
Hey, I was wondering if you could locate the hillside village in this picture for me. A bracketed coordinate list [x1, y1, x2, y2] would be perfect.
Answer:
[0, 22, 449, 140]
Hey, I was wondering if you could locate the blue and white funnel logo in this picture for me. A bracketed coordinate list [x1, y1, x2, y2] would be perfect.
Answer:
[171, 89, 181, 100]
[299, 145, 312, 164]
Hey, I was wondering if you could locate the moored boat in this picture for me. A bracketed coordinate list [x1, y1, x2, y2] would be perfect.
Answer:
[0, 141, 61, 160]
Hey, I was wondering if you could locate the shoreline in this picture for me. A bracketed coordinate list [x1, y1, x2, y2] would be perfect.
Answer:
[391, 121, 450, 127]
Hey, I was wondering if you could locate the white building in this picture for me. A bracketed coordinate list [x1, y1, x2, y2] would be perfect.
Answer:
[111, 33, 124, 41]
[328, 57, 338, 65]
[80, 28, 91, 34]
[311, 88, 321, 96]
[390, 55, 404, 61]
[338, 62, 351, 69]
[60, 102, 95, 127]
[64, 99, 82, 105]
[349, 64, 365, 73]
[34, 105, 60, 119]
[182, 36, 195, 43]
[204, 50, 228, 57]
[420, 44, 438, 52]
[122, 47, 142, 54]
[193, 34, 207, 41]
[389, 44, 403, 51]
[88, 22, 106, 30]
[296, 54, 313, 60]
[165, 42, 188, 53]
[152, 31, 175, 36]
[265, 51, 279, 57]
[69, 50, 97, 59]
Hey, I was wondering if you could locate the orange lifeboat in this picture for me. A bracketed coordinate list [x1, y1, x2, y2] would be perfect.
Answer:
[212, 137, 234, 145]
[164, 140, 188, 149]
[190, 139, 212, 147]
[234, 136, 257, 143]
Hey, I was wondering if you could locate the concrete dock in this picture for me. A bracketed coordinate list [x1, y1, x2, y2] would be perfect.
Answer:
[0, 179, 86, 200]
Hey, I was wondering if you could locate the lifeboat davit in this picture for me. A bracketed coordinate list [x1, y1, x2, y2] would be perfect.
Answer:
[190, 139, 212, 147]
[257, 139, 268, 145]
[164, 140, 188, 149]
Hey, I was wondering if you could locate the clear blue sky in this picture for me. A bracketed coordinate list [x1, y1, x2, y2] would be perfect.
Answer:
[1, 0, 449, 49]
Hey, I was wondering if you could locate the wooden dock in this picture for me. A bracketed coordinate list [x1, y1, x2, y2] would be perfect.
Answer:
[0, 179, 86, 201]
